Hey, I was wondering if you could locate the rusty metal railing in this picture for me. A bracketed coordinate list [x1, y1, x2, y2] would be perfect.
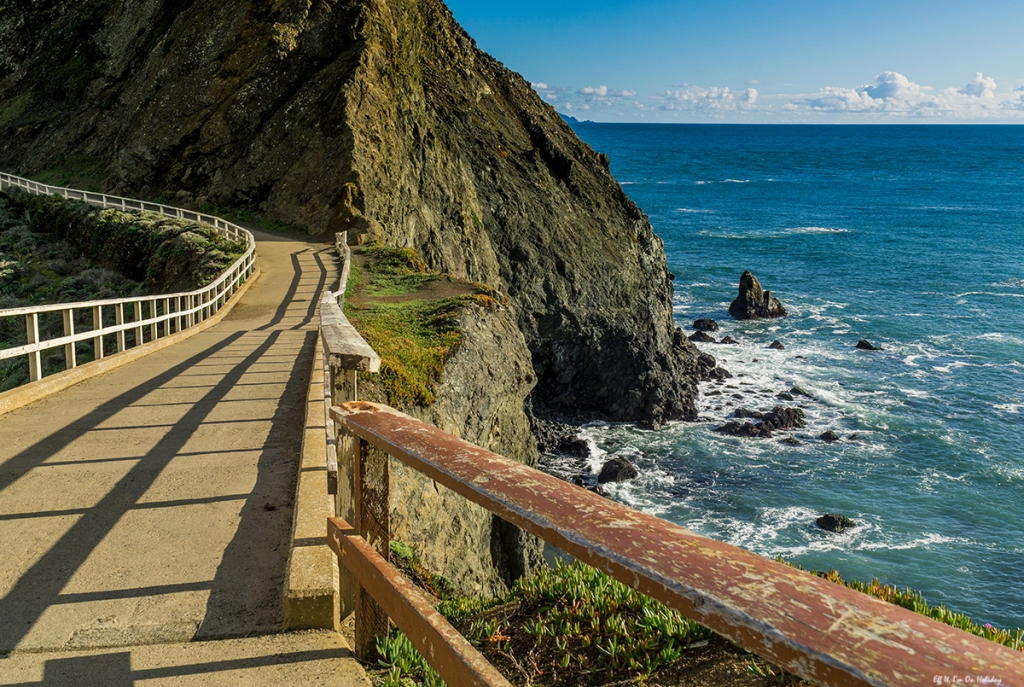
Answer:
[327, 401, 1024, 687]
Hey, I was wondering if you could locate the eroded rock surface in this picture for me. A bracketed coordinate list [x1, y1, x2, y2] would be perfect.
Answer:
[729, 271, 786, 319]
[0, 0, 700, 427]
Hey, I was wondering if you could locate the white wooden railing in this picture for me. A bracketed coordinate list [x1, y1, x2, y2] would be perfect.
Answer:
[0, 172, 257, 384]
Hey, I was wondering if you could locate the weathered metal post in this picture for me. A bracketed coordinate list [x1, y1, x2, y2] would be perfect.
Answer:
[353, 436, 391, 659]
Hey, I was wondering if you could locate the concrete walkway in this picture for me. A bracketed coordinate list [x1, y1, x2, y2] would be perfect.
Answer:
[0, 232, 368, 684]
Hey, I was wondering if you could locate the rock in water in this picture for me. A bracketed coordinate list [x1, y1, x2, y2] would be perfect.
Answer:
[816, 514, 856, 533]
[692, 318, 719, 332]
[856, 339, 882, 350]
[598, 456, 640, 484]
[0, 0, 701, 428]
[729, 271, 787, 319]
[820, 430, 840, 442]
[689, 331, 716, 343]
[769, 340, 785, 350]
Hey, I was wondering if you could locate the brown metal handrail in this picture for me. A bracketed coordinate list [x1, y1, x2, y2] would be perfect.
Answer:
[328, 401, 1024, 687]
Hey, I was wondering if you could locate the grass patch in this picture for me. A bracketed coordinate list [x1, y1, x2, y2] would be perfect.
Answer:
[344, 243, 499, 409]
[346, 296, 464, 408]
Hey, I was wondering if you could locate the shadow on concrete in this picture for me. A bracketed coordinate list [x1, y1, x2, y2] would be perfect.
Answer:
[0, 332, 283, 654]
[198, 329, 316, 639]
[0, 646, 352, 686]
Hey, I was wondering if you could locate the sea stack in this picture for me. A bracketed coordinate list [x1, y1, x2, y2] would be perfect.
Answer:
[729, 271, 787, 319]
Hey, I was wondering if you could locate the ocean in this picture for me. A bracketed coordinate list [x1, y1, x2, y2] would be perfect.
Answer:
[554, 123, 1024, 629]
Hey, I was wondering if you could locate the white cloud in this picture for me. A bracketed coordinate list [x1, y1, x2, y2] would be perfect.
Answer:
[577, 85, 637, 107]
[655, 85, 758, 112]
[803, 71, 1023, 118]
[960, 72, 996, 97]
[532, 72, 1024, 121]
[531, 81, 568, 103]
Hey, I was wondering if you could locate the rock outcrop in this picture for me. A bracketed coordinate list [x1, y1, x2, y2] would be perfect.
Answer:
[0, 0, 702, 427]
[597, 455, 639, 484]
[816, 514, 856, 533]
[360, 300, 543, 596]
[729, 271, 786, 319]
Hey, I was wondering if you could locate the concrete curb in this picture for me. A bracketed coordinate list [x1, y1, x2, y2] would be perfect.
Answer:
[0, 262, 261, 417]
[282, 335, 341, 630]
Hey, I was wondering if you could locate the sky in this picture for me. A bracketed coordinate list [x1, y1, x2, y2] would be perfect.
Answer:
[444, 0, 1024, 123]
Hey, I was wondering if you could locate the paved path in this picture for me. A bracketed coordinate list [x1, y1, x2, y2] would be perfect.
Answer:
[0, 232, 368, 684]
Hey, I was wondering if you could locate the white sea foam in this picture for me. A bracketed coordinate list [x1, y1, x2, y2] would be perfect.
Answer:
[900, 387, 930, 399]
[722, 179, 750, 184]
[675, 207, 715, 214]
[994, 404, 1021, 414]
[783, 226, 851, 235]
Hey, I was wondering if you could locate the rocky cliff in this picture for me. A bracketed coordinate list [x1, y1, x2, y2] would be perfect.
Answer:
[0, 0, 703, 426]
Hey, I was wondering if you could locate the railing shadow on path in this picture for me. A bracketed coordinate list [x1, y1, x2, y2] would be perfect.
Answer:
[0, 237, 337, 658]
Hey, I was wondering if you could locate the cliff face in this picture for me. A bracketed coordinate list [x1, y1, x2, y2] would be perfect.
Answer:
[359, 303, 543, 596]
[0, 0, 702, 424]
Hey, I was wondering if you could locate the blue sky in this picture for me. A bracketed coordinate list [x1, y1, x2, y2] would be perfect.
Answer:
[445, 0, 1024, 122]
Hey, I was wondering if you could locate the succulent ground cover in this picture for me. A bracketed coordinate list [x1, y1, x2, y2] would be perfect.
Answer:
[343, 243, 502, 408]
[368, 545, 1022, 687]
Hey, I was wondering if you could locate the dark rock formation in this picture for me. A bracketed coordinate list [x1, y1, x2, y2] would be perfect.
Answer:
[694, 351, 731, 381]
[729, 271, 786, 319]
[769, 340, 785, 350]
[725, 406, 806, 439]
[856, 339, 882, 351]
[816, 514, 856, 533]
[689, 331, 716, 343]
[718, 336, 740, 345]
[692, 318, 719, 332]
[0, 0, 701, 428]
[597, 455, 639, 484]
[790, 386, 811, 397]
[532, 416, 589, 458]
[776, 391, 795, 401]
[716, 421, 768, 438]
[820, 430, 840, 442]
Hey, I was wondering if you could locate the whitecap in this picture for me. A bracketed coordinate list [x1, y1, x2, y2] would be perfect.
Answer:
[994, 404, 1020, 414]
[783, 226, 851, 235]
[676, 208, 715, 214]
[722, 179, 750, 184]
[900, 388, 930, 399]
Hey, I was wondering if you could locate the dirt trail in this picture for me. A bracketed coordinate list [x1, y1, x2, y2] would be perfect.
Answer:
[0, 231, 368, 683]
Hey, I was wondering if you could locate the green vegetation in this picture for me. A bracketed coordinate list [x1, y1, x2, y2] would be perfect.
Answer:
[371, 547, 1023, 687]
[0, 190, 247, 392]
[375, 553, 713, 687]
[344, 243, 499, 409]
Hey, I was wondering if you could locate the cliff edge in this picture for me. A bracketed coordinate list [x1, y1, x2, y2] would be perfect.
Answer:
[0, 0, 702, 425]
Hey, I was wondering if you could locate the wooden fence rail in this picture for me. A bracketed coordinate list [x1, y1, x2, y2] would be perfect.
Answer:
[0, 171, 257, 384]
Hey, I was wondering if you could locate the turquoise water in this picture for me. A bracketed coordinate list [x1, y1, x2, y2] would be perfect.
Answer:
[559, 124, 1024, 628]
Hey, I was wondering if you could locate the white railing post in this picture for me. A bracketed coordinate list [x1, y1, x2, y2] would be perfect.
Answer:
[133, 301, 143, 346]
[150, 299, 159, 340]
[63, 308, 76, 370]
[92, 305, 104, 360]
[116, 304, 126, 352]
[25, 313, 42, 382]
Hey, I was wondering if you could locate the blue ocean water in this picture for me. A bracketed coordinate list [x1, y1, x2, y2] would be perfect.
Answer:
[559, 124, 1024, 628]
